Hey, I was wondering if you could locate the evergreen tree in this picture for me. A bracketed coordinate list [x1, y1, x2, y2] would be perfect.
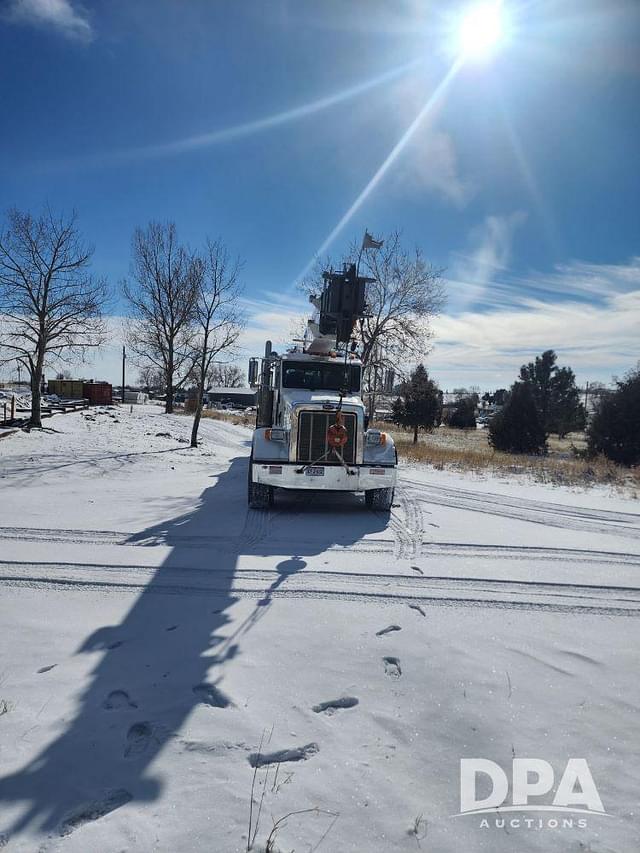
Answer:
[392, 363, 441, 443]
[519, 349, 586, 437]
[549, 366, 586, 437]
[489, 382, 547, 454]
[587, 367, 640, 466]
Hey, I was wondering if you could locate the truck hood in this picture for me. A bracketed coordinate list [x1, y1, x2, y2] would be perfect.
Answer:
[280, 388, 364, 411]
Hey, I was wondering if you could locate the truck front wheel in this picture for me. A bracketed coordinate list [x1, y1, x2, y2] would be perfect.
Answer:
[365, 487, 394, 512]
[247, 456, 274, 509]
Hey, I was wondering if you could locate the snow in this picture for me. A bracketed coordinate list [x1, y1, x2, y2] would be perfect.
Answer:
[0, 405, 639, 852]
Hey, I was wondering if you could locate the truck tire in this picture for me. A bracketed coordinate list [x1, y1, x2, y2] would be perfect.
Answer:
[365, 487, 394, 512]
[247, 455, 274, 509]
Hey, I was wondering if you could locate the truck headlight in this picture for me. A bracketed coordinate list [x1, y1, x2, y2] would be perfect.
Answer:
[266, 428, 287, 442]
[366, 430, 387, 446]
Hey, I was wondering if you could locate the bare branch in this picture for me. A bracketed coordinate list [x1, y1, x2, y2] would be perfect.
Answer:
[189, 238, 246, 446]
[0, 206, 108, 427]
[121, 222, 199, 414]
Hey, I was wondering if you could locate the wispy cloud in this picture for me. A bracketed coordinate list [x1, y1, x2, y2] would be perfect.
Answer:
[451, 251, 640, 315]
[430, 259, 640, 387]
[447, 211, 527, 311]
[395, 128, 472, 207]
[4, 0, 93, 42]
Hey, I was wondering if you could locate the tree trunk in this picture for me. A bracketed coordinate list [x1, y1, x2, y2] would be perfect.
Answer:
[165, 350, 174, 414]
[191, 352, 208, 448]
[30, 355, 44, 429]
[191, 399, 202, 448]
[413, 424, 418, 444]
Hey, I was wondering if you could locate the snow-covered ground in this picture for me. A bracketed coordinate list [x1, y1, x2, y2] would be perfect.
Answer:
[0, 406, 639, 852]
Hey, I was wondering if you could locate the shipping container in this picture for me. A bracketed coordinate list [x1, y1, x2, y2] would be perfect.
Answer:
[83, 382, 113, 405]
[47, 379, 85, 399]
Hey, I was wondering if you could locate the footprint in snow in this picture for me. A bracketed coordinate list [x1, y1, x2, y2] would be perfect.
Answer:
[312, 697, 358, 715]
[383, 657, 402, 678]
[37, 665, 56, 674]
[124, 722, 154, 758]
[58, 789, 132, 837]
[376, 625, 402, 636]
[408, 603, 426, 617]
[102, 690, 137, 711]
[249, 742, 319, 768]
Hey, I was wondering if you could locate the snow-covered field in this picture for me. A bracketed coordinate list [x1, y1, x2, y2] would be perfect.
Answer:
[0, 406, 639, 852]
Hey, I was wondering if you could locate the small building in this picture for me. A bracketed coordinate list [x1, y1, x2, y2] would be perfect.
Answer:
[205, 386, 258, 408]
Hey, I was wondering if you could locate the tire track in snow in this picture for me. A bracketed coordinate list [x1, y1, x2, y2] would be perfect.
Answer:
[3, 560, 640, 615]
[402, 478, 640, 539]
[0, 524, 393, 554]
[388, 485, 424, 560]
[238, 505, 278, 547]
[0, 526, 126, 545]
[0, 526, 637, 565]
[418, 542, 640, 564]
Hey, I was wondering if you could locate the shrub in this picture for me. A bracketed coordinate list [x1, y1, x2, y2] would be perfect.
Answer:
[489, 382, 547, 455]
[587, 367, 640, 466]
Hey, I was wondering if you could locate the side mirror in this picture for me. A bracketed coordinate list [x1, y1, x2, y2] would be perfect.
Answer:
[364, 414, 370, 430]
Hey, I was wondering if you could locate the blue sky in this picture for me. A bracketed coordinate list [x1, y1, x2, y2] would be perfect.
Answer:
[1, 0, 638, 389]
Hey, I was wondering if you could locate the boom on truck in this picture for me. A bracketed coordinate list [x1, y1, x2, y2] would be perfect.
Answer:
[247, 263, 397, 510]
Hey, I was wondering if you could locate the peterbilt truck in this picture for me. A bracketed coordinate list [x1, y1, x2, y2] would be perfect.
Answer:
[247, 264, 397, 510]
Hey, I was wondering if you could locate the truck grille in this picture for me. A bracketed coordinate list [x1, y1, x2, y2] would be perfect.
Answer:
[296, 410, 357, 465]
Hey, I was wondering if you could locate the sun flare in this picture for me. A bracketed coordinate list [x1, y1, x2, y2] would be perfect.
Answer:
[458, 1, 505, 59]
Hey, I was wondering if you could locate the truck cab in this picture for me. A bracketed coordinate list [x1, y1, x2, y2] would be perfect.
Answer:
[248, 348, 397, 510]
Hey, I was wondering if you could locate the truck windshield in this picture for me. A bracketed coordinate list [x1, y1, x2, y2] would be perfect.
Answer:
[282, 361, 361, 392]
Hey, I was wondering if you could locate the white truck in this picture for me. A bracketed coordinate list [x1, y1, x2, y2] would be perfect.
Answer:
[247, 264, 397, 511]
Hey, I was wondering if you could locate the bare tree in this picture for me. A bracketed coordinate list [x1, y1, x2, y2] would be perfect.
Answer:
[0, 207, 108, 428]
[303, 232, 445, 416]
[123, 222, 198, 414]
[357, 233, 444, 413]
[190, 239, 244, 447]
[137, 365, 165, 394]
[210, 364, 245, 388]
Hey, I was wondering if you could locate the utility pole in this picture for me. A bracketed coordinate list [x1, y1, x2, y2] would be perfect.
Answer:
[121, 345, 126, 403]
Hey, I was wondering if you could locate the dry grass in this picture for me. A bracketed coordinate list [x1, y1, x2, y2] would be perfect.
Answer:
[192, 408, 254, 428]
[382, 424, 639, 494]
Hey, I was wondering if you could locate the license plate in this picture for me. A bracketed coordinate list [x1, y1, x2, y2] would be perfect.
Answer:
[305, 466, 325, 477]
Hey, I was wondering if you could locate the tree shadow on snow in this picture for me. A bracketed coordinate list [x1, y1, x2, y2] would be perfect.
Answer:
[0, 455, 391, 841]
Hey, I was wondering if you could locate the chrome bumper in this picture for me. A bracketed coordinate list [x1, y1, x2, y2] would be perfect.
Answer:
[252, 462, 397, 491]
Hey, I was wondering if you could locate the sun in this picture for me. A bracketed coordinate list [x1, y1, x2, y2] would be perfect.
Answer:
[457, 1, 505, 60]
